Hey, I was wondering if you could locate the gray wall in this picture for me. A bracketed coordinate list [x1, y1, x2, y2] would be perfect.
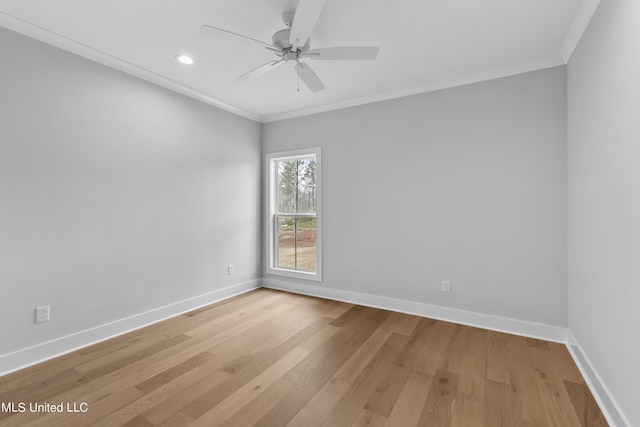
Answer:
[263, 67, 568, 327]
[0, 27, 262, 355]
[568, 1, 640, 425]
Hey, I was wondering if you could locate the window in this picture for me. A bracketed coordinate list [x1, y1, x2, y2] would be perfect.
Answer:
[266, 148, 321, 281]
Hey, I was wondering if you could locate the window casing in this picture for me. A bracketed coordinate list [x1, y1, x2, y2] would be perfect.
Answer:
[265, 148, 321, 281]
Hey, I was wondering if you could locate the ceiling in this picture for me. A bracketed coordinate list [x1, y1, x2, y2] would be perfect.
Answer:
[0, 0, 599, 122]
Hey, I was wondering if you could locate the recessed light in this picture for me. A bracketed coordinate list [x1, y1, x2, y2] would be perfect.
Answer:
[176, 55, 194, 65]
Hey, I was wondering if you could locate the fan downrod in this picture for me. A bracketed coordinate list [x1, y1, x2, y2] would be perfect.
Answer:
[281, 11, 295, 27]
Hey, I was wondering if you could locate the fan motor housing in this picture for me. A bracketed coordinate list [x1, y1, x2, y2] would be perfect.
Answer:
[272, 29, 310, 53]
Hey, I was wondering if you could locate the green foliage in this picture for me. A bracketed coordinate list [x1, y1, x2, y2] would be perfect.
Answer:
[277, 217, 316, 230]
[277, 157, 316, 214]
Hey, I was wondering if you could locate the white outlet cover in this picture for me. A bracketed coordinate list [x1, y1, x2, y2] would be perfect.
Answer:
[35, 305, 50, 323]
[442, 280, 451, 293]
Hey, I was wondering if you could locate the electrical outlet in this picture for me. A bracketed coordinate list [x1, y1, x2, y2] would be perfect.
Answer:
[35, 305, 50, 323]
[228, 264, 234, 275]
[441, 280, 451, 293]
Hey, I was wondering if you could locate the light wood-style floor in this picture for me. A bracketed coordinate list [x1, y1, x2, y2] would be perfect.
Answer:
[0, 288, 607, 426]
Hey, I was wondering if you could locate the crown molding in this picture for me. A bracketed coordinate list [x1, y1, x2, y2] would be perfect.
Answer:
[0, 12, 261, 123]
[2, 4, 595, 125]
[559, 0, 601, 63]
[261, 56, 565, 123]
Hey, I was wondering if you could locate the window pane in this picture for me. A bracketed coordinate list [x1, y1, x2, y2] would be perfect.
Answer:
[297, 159, 316, 214]
[276, 216, 316, 272]
[277, 158, 316, 214]
[277, 161, 298, 213]
[276, 217, 296, 269]
[295, 217, 316, 271]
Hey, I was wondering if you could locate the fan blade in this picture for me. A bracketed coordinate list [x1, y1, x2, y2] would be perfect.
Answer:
[295, 62, 325, 93]
[200, 25, 273, 50]
[289, 0, 326, 51]
[303, 46, 379, 61]
[235, 59, 285, 84]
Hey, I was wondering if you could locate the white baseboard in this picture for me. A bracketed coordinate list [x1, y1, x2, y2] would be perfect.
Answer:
[2, 277, 627, 427]
[262, 277, 567, 343]
[264, 278, 633, 425]
[566, 331, 630, 427]
[0, 279, 261, 377]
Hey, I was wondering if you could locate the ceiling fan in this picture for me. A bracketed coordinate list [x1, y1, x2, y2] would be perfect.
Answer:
[200, 0, 379, 93]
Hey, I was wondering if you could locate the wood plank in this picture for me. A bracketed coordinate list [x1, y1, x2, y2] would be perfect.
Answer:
[396, 318, 438, 372]
[457, 354, 485, 398]
[218, 378, 296, 427]
[134, 351, 215, 393]
[538, 381, 583, 427]
[322, 333, 408, 426]
[415, 320, 457, 374]
[142, 369, 231, 425]
[527, 337, 551, 350]
[437, 323, 469, 374]
[564, 380, 609, 427]
[157, 412, 194, 427]
[417, 369, 459, 426]
[362, 316, 437, 419]
[297, 324, 341, 353]
[485, 330, 512, 385]
[119, 415, 154, 427]
[352, 409, 387, 427]
[271, 348, 355, 418]
[383, 370, 432, 426]
[507, 335, 548, 426]
[362, 361, 409, 418]
[188, 348, 309, 426]
[256, 307, 393, 426]
[286, 409, 325, 427]
[386, 311, 420, 336]
[180, 320, 323, 420]
[34, 386, 144, 427]
[302, 313, 404, 417]
[324, 302, 355, 319]
[483, 379, 516, 427]
[450, 392, 483, 427]
[550, 342, 587, 384]
[74, 334, 191, 376]
[0, 289, 607, 427]
[529, 345, 588, 426]
[92, 359, 223, 426]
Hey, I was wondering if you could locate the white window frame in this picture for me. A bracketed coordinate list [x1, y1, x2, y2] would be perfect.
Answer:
[265, 147, 322, 282]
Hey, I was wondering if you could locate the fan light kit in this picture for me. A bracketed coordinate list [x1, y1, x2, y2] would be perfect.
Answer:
[200, 0, 378, 93]
[176, 55, 194, 65]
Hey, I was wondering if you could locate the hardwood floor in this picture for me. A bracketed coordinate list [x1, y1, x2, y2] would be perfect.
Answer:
[0, 288, 607, 426]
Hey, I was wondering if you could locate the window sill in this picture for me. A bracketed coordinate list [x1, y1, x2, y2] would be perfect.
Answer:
[265, 267, 322, 282]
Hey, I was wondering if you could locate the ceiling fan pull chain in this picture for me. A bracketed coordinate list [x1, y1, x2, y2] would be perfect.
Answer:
[296, 59, 301, 92]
